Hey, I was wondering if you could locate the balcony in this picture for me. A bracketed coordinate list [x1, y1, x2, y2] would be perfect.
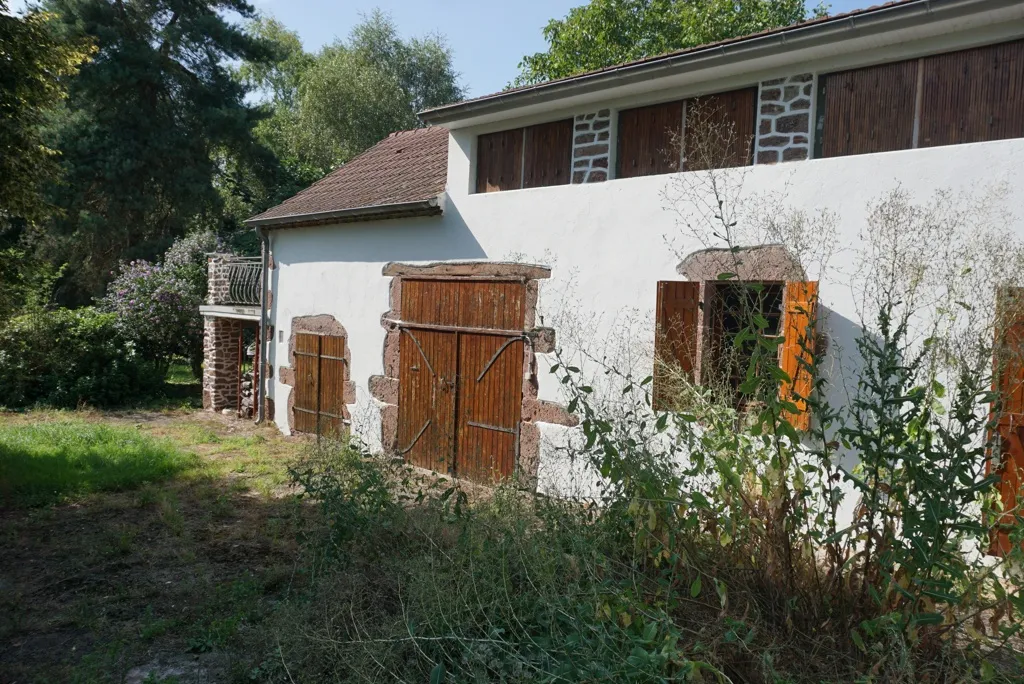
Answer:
[200, 254, 263, 321]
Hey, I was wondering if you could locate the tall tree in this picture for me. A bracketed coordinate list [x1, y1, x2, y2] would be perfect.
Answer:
[516, 0, 826, 86]
[242, 11, 464, 178]
[40, 0, 278, 303]
[0, 1, 92, 224]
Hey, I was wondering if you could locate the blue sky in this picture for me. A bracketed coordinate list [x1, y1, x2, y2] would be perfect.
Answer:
[249, 0, 872, 97]
[12, 0, 873, 97]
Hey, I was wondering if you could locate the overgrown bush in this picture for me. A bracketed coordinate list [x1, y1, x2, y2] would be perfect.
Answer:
[0, 307, 159, 408]
[250, 186, 1024, 683]
[101, 230, 218, 378]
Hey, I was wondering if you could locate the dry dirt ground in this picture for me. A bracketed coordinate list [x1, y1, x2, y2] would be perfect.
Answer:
[0, 409, 314, 684]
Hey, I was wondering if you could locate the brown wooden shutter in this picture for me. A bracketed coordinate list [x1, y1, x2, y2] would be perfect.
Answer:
[318, 334, 347, 437]
[523, 119, 573, 189]
[779, 281, 818, 431]
[653, 281, 700, 410]
[820, 61, 918, 158]
[476, 129, 523, 193]
[990, 287, 1024, 555]
[617, 100, 683, 179]
[920, 39, 1024, 148]
[292, 333, 320, 434]
[684, 87, 757, 171]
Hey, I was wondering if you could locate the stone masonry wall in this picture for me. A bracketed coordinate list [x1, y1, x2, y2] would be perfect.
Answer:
[203, 315, 241, 411]
[572, 109, 612, 183]
[754, 74, 815, 164]
[207, 255, 231, 305]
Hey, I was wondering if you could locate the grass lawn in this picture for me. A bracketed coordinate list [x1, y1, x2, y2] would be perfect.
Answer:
[0, 421, 202, 507]
[0, 408, 313, 683]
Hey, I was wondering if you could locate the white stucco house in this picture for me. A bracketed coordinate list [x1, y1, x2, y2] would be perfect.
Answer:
[200, 0, 1024, 511]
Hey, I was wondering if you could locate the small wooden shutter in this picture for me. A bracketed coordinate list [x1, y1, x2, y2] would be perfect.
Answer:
[819, 61, 918, 158]
[778, 281, 818, 431]
[653, 281, 700, 410]
[617, 100, 684, 179]
[523, 119, 573, 188]
[318, 335, 348, 437]
[476, 129, 523, 193]
[292, 333, 347, 437]
[990, 287, 1024, 555]
[292, 333, 320, 434]
[920, 39, 1024, 148]
[684, 87, 757, 171]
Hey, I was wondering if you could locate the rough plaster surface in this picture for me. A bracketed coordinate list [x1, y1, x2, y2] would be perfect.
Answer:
[266, 130, 1024, 504]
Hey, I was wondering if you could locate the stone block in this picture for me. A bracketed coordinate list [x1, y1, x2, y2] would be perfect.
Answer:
[775, 113, 809, 134]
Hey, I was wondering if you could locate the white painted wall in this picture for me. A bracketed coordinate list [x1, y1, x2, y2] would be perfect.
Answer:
[267, 137, 1024, 496]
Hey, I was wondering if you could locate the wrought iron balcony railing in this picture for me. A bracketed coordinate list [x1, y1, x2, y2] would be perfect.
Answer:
[225, 257, 262, 306]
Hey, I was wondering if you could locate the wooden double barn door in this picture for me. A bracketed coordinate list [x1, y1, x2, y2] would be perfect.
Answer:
[396, 279, 525, 483]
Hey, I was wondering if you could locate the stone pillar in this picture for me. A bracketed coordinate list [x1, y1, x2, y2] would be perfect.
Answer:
[202, 316, 241, 411]
[754, 74, 815, 164]
[571, 109, 612, 183]
[207, 255, 231, 305]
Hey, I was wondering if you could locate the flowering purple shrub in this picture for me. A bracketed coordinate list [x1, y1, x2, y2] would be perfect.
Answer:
[101, 231, 219, 379]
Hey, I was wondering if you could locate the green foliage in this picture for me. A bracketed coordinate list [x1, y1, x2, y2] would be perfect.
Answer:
[0, 3, 93, 223]
[516, 0, 825, 86]
[0, 245, 65, 323]
[100, 230, 218, 378]
[0, 419, 201, 507]
[0, 307, 160, 408]
[242, 10, 464, 178]
[39, 0, 279, 303]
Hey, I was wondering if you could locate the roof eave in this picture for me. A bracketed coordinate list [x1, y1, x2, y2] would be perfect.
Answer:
[419, 0, 1005, 126]
[245, 196, 442, 230]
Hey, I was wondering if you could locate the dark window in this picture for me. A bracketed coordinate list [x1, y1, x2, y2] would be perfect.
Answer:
[654, 280, 817, 429]
[475, 120, 572, 193]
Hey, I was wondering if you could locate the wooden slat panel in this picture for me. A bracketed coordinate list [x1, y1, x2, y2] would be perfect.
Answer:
[397, 329, 457, 473]
[779, 281, 818, 431]
[318, 335, 347, 438]
[990, 420, 1024, 556]
[456, 333, 523, 482]
[401, 279, 462, 327]
[820, 61, 917, 157]
[402, 279, 525, 331]
[616, 100, 683, 179]
[292, 333, 319, 434]
[920, 39, 1024, 148]
[456, 281, 525, 330]
[476, 129, 523, 193]
[523, 119, 573, 189]
[684, 87, 757, 171]
[653, 281, 700, 410]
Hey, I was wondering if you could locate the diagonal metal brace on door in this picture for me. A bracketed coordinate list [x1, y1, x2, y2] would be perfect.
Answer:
[397, 419, 431, 455]
[476, 336, 526, 382]
[401, 328, 436, 376]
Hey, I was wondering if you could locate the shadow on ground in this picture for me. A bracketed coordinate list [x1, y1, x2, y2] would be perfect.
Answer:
[0, 410, 314, 683]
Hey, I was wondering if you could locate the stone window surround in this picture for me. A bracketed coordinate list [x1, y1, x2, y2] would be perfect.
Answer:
[368, 261, 577, 488]
[276, 315, 357, 435]
[676, 244, 807, 384]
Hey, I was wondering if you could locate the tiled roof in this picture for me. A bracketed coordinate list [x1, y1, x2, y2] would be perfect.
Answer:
[420, 0, 924, 120]
[248, 126, 448, 225]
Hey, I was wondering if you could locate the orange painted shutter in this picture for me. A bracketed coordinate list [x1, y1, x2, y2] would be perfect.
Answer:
[779, 281, 818, 431]
[654, 281, 700, 410]
[990, 287, 1024, 555]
